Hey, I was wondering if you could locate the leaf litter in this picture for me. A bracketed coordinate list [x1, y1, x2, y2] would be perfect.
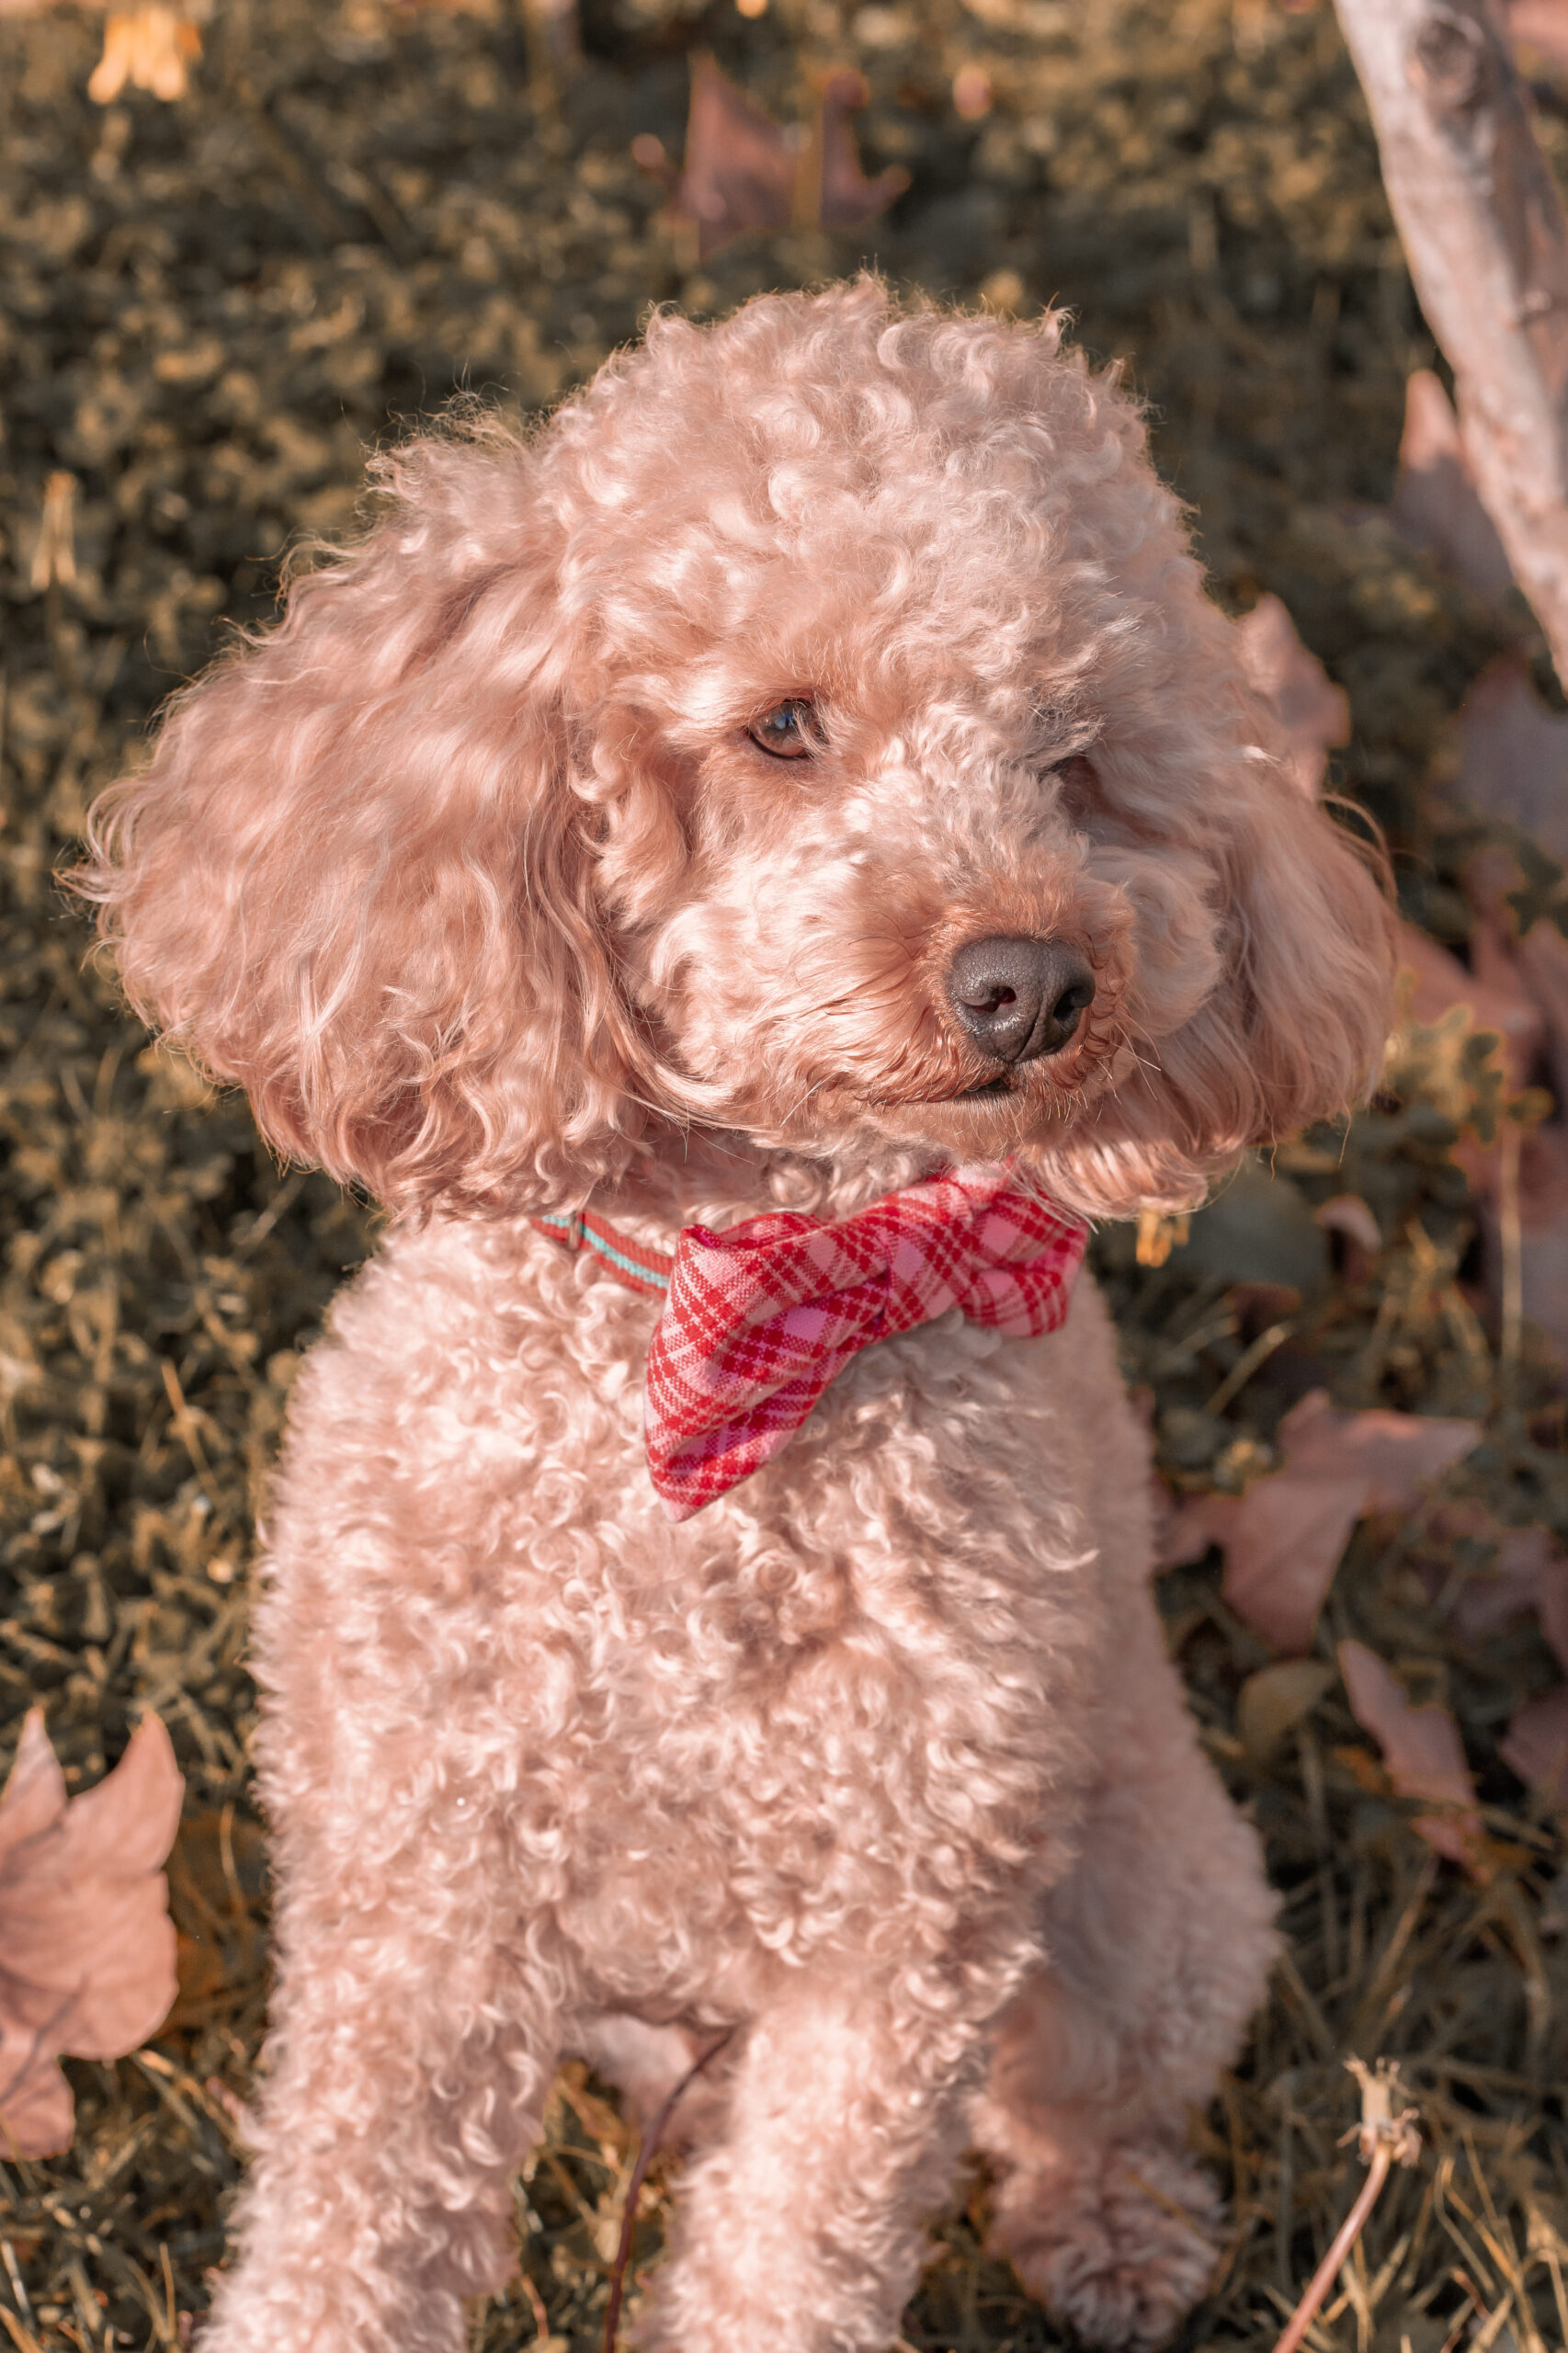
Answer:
[0, 1710, 182, 2162]
[1164, 1390, 1483, 1654]
[9, 0, 1568, 2345]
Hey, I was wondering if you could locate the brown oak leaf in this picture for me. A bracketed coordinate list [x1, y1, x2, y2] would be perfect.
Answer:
[1338, 1641, 1488, 1873]
[1501, 1684, 1568, 1810]
[0, 1709, 183, 2158]
[1164, 1391, 1479, 1653]
[1457, 654, 1568, 870]
[813, 70, 910, 233]
[634, 56, 906, 261]
[1396, 916, 1544, 1094]
[651, 55, 798, 259]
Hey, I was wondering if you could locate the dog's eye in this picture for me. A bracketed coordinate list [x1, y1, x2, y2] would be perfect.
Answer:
[747, 699, 820, 760]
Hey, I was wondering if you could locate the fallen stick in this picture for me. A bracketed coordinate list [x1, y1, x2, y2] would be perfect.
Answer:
[1333, 0, 1568, 682]
[601, 2029, 734, 2353]
[1268, 2057, 1422, 2353]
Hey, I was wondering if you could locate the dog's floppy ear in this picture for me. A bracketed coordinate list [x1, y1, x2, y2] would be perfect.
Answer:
[1161, 750, 1394, 1176]
[1050, 635, 1395, 1217]
[74, 419, 640, 1216]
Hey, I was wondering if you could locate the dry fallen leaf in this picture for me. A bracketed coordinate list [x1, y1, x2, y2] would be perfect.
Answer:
[1237, 1657, 1336, 1763]
[1281, 1389, 1482, 1510]
[1507, 0, 1568, 74]
[1314, 1193, 1381, 1256]
[1386, 369, 1514, 607]
[635, 55, 798, 257]
[1455, 1518, 1568, 1812]
[1466, 1119, 1568, 1370]
[813, 69, 910, 233]
[1169, 1466, 1369, 1654]
[28, 472, 78, 595]
[1457, 654, 1568, 871]
[634, 56, 904, 260]
[1338, 1640, 1488, 1873]
[1396, 917, 1543, 1093]
[1433, 1499, 1568, 1639]
[87, 4, 202, 103]
[1501, 1684, 1568, 1810]
[1513, 916, 1568, 1109]
[1236, 590, 1349, 801]
[1164, 1391, 1480, 1653]
[0, 1710, 184, 2158]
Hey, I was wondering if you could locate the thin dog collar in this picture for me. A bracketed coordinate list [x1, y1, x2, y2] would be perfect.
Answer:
[529, 1208, 673, 1298]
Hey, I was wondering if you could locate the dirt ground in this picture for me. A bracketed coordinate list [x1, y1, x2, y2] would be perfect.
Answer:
[6, 0, 1568, 2345]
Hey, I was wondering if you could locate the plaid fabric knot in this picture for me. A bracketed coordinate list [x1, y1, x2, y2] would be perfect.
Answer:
[643, 1166, 1087, 1521]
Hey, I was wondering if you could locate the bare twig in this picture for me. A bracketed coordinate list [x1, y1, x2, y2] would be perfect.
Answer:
[29, 473, 77, 595]
[1268, 2059, 1422, 2353]
[601, 2031, 734, 2353]
[519, 0, 579, 107]
[1332, 0, 1568, 682]
[0, 2304, 44, 2353]
[1499, 1114, 1523, 1402]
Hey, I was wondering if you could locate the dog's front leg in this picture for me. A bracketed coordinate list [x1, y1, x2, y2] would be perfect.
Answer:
[636, 1975, 983, 2353]
[204, 1831, 562, 2353]
[969, 1582, 1278, 2348]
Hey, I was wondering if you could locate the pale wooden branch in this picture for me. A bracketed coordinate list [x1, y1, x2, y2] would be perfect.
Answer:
[1334, 0, 1568, 680]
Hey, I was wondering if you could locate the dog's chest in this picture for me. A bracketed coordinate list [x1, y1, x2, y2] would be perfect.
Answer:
[485, 1242, 1111, 1931]
[284, 1218, 1136, 1973]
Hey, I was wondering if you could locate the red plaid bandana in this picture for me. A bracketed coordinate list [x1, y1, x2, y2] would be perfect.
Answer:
[535, 1167, 1087, 1522]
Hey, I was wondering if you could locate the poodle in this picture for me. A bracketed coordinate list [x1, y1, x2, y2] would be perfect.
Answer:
[78, 278, 1393, 2353]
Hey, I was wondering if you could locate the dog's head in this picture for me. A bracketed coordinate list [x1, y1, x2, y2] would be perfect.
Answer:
[79, 279, 1392, 1221]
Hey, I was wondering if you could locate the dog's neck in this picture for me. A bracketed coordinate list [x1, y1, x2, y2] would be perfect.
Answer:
[593, 1128, 956, 1248]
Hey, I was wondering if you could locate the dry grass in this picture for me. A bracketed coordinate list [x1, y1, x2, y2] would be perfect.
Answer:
[6, 0, 1568, 2344]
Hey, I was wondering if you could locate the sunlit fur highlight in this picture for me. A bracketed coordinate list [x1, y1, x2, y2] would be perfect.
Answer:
[74, 280, 1392, 2353]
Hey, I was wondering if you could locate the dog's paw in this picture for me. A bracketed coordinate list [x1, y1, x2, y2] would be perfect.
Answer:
[987, 2138, 1221, 2350]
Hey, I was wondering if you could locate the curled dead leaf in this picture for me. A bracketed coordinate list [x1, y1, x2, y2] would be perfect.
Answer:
[1457, 654, 1568, 871]
[1500, 1683, 1568, 1809]
[1395, 918, 1543, 1094]
[813, 70, 910, 232]
[1387, 369, 1514, 606]
[1430, 1498, 1568, 1639]
[1338, 1641, 1488, 1874]
[1236, 591, 1349, 801]
[635, 56, 905, 260]
[654, 55, 796, 256]
[1314, 1193, 1382, 1257]
[1512, 913, 1568, 1109]
[0, 1709, 184, 2157]
[1163, 1392, 1479, 1654]
[29, 472, 78, 595]
[1237, 1658, 1336, 1764]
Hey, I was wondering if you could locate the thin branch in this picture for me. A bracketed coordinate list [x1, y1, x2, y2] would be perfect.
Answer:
[601, 2030, 734, 2353]
[1268, 2058, 1422, 2353]
[1333, 0, 1568, 682]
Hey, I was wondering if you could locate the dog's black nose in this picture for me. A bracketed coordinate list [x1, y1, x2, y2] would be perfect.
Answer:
[946, 936, 1096, 1063]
